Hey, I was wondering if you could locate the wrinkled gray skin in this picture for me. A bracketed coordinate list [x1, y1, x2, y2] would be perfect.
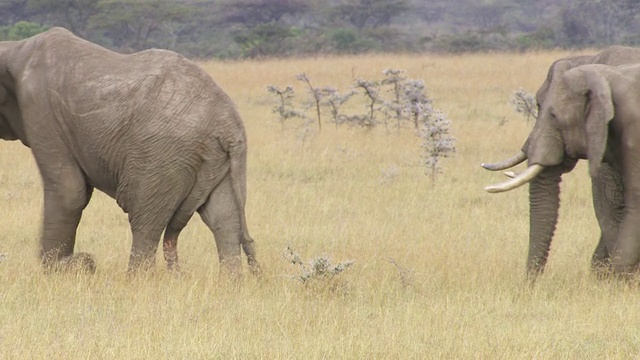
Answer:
[0, 27, 260, 276]
[484, 46, 640, 277]
[486, 62, 640, 276]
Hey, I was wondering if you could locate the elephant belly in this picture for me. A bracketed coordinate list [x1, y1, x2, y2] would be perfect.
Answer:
[75, 155, 119, 199]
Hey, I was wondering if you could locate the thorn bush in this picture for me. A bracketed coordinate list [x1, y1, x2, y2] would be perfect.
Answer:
[510, 87, 538, 123]
[283, 246, 354, 284]
[267, 69, 456, 179]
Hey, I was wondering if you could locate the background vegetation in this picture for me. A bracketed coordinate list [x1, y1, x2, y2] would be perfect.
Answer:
[2, 50, 640, 358]
[2, 0, 640, 59]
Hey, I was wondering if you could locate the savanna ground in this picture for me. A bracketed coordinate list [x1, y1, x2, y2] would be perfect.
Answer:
[1, 50, 640, 359]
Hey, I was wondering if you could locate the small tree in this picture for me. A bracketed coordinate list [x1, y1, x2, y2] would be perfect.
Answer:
[266, 69, 456, 180]
[266, 85, 306, 131]
[418, 107, 456, 181]
[380, 68, 407, 131]
[509, 87, 537, 122]
[323, 87, 356, 129]
[296, 73, 323, 131]
[354, 79, 382, 128]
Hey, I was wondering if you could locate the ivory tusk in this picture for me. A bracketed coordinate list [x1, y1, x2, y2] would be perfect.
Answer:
[481, 151, 527, 171]
[485, 164, 544, 193]
[503, 171, 517, 179]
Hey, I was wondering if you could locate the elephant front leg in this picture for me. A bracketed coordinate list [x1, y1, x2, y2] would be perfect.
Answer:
[590, 162, 624, 273]
[611, 194, 640, 275]
[39, 181, 94, 273]
[610, 215, 640, 275]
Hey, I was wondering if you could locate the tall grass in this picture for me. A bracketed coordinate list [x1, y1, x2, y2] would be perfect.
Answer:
[1, 50, 639, 359]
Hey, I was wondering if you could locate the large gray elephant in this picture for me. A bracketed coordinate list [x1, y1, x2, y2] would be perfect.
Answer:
[485, 62, 640, 275]
[483, 46, 640, 277]
[0, 27, 260, 276]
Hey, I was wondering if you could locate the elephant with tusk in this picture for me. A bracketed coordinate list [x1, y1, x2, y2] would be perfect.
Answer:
[483, 46, 640, 277]
[0, 27, 261, 277]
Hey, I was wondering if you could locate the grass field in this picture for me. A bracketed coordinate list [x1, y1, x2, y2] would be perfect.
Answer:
[2, 50, 640, 359]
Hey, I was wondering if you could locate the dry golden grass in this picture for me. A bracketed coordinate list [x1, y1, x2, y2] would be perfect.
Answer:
[2, 50, 640, 359]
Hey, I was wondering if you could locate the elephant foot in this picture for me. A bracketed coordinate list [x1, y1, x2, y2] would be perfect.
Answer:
[590, 257, 614, 280]
[163, 240, 180, 272]
[591, 264, 615, 281]
[127, 256, 156, 273]
[248, 259, 262, 277]
[167, 261, 181, 272]
[43, 252, 96, 274]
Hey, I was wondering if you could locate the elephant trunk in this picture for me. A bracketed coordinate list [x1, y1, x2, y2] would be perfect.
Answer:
[526, 166, 563, 275]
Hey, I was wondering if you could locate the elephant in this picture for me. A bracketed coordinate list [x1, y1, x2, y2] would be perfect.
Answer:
[0, 27, 261, 276]
[485, 62, 640, 275]
[482, 46, 640, 277]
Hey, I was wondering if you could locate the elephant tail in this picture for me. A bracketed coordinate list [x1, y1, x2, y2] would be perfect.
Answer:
[229, 139, 261, 274]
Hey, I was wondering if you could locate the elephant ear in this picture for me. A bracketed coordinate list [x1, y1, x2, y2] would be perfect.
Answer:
[563, 67, 614, 178]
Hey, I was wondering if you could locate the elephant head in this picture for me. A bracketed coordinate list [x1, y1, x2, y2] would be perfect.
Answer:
[482, 47, 640, 277]
[486, 63, 640, 275]
[487, 62, 613, 189]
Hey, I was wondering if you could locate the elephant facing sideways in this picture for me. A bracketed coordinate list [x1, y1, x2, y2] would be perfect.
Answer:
[485, 62, 640, 275]
[482, 46, 640, 277]
[0, 27, 260, 276]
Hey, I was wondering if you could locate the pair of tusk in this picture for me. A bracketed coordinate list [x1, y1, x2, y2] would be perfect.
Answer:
[481, 151, 526, 171]
[484, 164, 545, 193]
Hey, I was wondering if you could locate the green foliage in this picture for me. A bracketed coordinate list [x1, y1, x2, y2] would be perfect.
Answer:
[331, 29, 358, 52]
[515, 27, 556, 51]
[329, 0, 410, 30]
[233, 23, 300, 58]
[3, 0, 640, 58]
[27, 0, 101, 36]
[89, 0, 195, 50]
[431, 31, 511, 53]
[0, 20, 48, 40]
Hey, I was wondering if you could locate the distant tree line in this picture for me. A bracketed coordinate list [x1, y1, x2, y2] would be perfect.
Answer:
[1, 0, 640, 59]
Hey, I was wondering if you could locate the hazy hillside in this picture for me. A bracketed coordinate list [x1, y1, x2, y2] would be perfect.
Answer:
[1, 0, 639, 59]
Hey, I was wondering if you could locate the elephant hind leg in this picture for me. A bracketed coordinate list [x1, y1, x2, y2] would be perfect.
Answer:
[163, 210, 196, 272]
[161, 163, 231, 271]
[198, 174, 246, 279]
[127, 193, 185, 272]
[162, 227, 181, 272]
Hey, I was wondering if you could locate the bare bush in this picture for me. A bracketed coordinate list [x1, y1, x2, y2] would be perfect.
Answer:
[266, 85, 306, 131]
[267, 69, 456, 180]
[283, 246, 354, 284]
[510, 87, 538, 123]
